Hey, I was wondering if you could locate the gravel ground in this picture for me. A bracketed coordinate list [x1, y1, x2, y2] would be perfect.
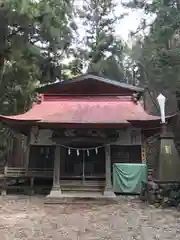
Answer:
[0, 195, 180, 240]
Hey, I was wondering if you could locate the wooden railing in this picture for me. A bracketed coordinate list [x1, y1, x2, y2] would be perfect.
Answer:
[2, 167, 106, 180]
[1, 166, 153, 179]
[4, 167, 53, 178]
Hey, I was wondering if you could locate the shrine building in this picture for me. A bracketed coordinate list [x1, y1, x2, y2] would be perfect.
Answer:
[0, 74, 167, 199]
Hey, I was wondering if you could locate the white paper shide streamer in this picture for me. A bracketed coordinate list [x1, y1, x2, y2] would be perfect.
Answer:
[77, 149, 80, 156]
[56, 143, 106, 157]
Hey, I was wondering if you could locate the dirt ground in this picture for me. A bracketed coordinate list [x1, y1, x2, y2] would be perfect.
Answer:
[0, 196, 180, 240]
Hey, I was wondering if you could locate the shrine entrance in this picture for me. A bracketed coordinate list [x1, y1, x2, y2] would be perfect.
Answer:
[63, 145, 105, 181]
[51, 128, 118, 182]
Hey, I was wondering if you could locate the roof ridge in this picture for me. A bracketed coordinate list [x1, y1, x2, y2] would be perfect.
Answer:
[37, 74, 144, 93]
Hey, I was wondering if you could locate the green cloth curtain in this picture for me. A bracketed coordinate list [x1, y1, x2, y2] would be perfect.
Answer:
[113, 163, 147, 194]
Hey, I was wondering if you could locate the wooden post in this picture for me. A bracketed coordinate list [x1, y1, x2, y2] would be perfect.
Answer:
[46, 145, 62, 198]
[4, 166, 7, 176]
[1, 176, 7, 196]
[29, 177, 35, 195]
[103, 144, 115, 197]
[25, 135, 30, 174]
[52, 145, 61, 190]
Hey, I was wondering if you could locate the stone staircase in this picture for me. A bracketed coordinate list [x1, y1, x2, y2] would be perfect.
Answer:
[60, 180, 105, 193]
[44, 194, 117, 204]
[45, 180, 117, 204]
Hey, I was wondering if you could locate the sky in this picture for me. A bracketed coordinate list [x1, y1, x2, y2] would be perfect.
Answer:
[75, 0, 148, 43]
[113, 4, 145, 42]
[63, 0, 152, 65]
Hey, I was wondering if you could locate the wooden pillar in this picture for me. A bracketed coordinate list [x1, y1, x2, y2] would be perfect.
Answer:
[60, 147, 66, 177]
[29, 177, 34, 195]
[1, 176, 7, 196]
[47, 145, 62, 198]
[52, 145, 61, 190]
[103, 144, 115, 197]
[25, 135, 30, 172]
[7, 136, 13, 167]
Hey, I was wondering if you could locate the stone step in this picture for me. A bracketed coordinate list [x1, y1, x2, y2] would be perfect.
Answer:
[44, 198, 117, 204]
[60, 180, 105, 186]
[61, 187, 104, 191]
[60, 180, 105, 191]
[44, 192, 117, 204]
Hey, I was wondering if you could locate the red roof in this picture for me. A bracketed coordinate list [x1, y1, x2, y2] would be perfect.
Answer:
[0, 96, 161, 124]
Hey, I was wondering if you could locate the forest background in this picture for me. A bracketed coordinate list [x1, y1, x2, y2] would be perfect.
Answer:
[0, 0, 179, 162]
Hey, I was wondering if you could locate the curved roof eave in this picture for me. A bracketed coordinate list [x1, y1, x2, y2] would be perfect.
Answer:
[0, 115, 40, 122]
[0, 97, 176, 127]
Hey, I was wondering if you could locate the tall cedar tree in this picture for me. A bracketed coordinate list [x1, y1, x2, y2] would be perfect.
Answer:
[0, 0, 76, 162]
[123, 0, 180, 91]
[75, 0, 125, 81]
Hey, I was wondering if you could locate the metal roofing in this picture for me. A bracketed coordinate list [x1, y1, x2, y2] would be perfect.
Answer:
[0, 96, 160, 124]
[37, 74, 144, 93]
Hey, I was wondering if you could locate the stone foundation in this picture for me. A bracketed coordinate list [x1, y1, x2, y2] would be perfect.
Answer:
[45, 192, 117, 204]
[140, 181, 180, 207]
